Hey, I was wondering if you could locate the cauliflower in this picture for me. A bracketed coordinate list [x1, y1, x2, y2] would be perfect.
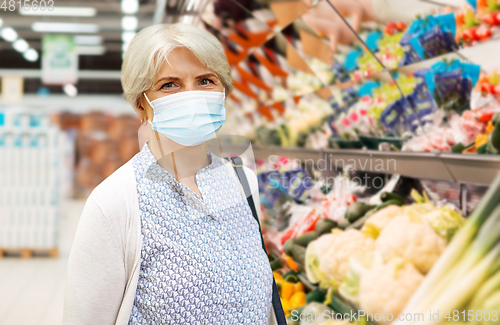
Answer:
[361, 205, 403, 239]
[338, 253, 375, 304]
[404, 190, 465, 243]
[358, 258, 424, 325]
[421, 205, 465, 243]
[306, 229, 375, 288]
[376, 214, 446, 274]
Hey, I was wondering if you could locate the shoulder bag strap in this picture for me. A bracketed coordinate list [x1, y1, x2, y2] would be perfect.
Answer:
[227, 156, 287, 325]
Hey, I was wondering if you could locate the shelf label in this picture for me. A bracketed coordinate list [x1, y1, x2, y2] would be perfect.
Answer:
[1, 75, 24, 104]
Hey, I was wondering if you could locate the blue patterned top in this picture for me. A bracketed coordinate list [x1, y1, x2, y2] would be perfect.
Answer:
[128, 143, 273, 325]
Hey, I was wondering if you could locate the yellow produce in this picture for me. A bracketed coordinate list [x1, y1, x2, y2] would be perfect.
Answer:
[280, 298, 291, 317]
[293, 281, 305, 293]
[273, 271, 284, 291]
[487, 121, 494, 134]
[281, 281, 295, 300]
[289, 291, 306, 309]
[273, 271, 284, 282]
[476, 133, 489, 148]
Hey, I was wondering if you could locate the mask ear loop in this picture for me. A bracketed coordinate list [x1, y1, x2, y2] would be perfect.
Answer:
[216, 87, 226, 159]
[144, 92, 180, 182]
[171, 152, 179, 182]
[216, 133, 224, 159]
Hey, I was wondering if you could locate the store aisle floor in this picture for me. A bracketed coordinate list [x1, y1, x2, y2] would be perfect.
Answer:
[0, 200, 86, 325]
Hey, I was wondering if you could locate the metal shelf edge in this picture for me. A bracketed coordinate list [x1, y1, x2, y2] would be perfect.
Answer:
[248, 146, 500, 185]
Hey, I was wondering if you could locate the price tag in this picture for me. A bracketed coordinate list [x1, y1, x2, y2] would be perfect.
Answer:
[1, 75, 24, 104]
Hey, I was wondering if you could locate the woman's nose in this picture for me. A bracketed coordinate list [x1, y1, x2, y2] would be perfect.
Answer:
[182, 82, 197, 92]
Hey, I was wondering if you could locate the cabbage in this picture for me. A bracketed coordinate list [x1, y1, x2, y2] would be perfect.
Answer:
[298, 302, 333, 325]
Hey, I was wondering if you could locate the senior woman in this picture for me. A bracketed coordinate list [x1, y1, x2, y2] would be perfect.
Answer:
[63, 23, 284, 325]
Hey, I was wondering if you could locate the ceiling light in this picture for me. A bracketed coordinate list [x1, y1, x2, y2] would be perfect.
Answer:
[23, 48, 39, 62]
[63, 84, 78, 97]
[122, 31, 136, 43]
[181, 15, 194, 24]
[1, 27, 18, 42]
[13, 39, 29, 52]
[121, 16, 138, 31]
[32, 22, 99, 33]
[121, 0, 139, 14]
[75, 45, 106, 56]
[74, 35, 102, 45]
[20, 6, 96, 17]
[186, 0, 196, 11]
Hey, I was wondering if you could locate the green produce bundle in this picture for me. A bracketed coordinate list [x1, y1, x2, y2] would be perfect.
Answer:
[396, 173, 500, 325]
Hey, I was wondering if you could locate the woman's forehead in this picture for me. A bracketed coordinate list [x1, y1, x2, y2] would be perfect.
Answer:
[156, 47, 214, 78]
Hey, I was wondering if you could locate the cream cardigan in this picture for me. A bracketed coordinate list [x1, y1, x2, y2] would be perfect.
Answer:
[62, 157, 278, 325]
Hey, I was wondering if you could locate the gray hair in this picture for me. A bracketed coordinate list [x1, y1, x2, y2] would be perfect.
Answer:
[121, 23, 233, 110]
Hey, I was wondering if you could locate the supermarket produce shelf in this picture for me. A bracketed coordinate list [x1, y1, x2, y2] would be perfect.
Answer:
[321, 149, 455, 182]
[251, 145, 321, 164]
[440, 153, 500, 185]
[249, 146, 500, 185]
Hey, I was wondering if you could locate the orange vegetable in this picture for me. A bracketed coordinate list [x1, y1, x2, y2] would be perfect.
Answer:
[463, 145, 478, 154]
[273, 271, 284, 282]
[281, 281, 295, 300]
[283, 254, 299, 272]
[280, 298, 292, 317]
[289, 291, 307, 309]
[293, 281, 305, 293]
[487, 121, 495, 134]
[476, 133, 489, 148]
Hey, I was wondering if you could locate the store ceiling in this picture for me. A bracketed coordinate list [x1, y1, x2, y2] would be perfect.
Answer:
[0, 0, 199, 93]
[1, 0, 155, 57]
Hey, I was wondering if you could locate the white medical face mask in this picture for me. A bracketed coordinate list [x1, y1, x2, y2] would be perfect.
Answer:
[144, 90, 226, 146]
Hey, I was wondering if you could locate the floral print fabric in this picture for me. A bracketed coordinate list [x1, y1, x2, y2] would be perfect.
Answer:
[128, 143, 273, 325]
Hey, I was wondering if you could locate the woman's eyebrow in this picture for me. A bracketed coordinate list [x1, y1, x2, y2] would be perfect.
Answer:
[197, 73, 219, 80]
[154, 76, 180, 86]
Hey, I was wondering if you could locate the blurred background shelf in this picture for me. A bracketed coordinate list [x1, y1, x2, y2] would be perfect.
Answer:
[249, 145, 500, 185]
[440, 153, 500, 185]
[321, 148, 454, 181]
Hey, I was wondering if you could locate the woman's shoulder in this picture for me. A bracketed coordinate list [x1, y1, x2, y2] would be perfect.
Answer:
[87, 158, 139, 220]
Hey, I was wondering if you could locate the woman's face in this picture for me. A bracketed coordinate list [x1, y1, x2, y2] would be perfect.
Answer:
[139, 47, 224, 122]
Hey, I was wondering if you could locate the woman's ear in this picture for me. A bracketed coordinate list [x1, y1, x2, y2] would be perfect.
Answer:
[138, 117, 150, 150]
[135, 103, 147, 125]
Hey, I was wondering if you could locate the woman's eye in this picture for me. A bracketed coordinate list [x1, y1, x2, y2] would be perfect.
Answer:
[200, 79, 213, 85]
[161, 82, 175, 89]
